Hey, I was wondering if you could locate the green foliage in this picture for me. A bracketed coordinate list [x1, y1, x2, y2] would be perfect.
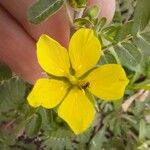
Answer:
[25, 113, 42, 137]
[85, 5, 100, 20]
[89, 126, 106, 150]
[1, 0, 150, 149]
[99, 0, 150, 77]
[132, 0, 150, 35]
[99, 50, 118, 65]
[114, 42, 142, 71]
[68, 0, 86, 8]
[41, 128, 76, 150]
[139, 119, 147, 141]
[27, 0, 64, 24]
[74, 18, 92, 27]
[113, 0, 136, 23]
[0, 77, 26, 108]
[0, 63, 12, 81]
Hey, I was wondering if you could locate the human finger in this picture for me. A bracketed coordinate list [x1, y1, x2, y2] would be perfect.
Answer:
[0, 6, 44, 84]
[0, 0, 70, 47]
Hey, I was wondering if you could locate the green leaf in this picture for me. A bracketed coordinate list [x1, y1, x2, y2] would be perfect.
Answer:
[0, 78, 26, 107]
[99, 51, 118, 65]
[139, 119, 147, 141]
[131, 79, 150, 90]
[89, 126, 106, 150]
[132, 0, 150, 34]
[145, 57, 150, 78]
[68, 0, 86, 8]
[38, 108, 55, 130]
[94, 17, 107, 35]
[74, 18, 92, 27]
[42, 128, 75, 150]
[113, 99, 122, 110]
[27, 0, 64, 24]
[133, 25, 150, 56]
[103, 26, 120, 37]
[25, 113, 42, 137]
[0, 63, 12, 81]
[114, 42, 142, 71]
[115, 21, 133, 42]
[76, 129, 92, 144]
[85, 5, 100, 20]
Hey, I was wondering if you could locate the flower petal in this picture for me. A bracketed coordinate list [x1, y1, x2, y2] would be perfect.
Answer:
[58, 88, 95, 134]
[37, 35, 70, 76]
[27, 78, 69, 109]
[69, 28, 101, 77]
[85, 64, 129, 100]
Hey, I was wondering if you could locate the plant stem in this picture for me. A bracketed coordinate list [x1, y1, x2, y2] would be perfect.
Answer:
[102, 25, 150, 52]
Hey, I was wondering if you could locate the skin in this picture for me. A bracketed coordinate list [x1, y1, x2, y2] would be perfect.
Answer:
[0, 0, 116, 84]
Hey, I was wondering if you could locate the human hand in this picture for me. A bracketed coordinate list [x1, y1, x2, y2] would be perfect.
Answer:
[0, 0, 116, 84]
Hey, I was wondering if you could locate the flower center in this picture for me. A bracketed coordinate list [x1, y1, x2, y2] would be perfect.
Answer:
[68, 75, 79, 85]
[67, 74, 90, 89]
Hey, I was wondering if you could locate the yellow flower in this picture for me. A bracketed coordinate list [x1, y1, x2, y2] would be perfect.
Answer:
[27, 28, 129, 134]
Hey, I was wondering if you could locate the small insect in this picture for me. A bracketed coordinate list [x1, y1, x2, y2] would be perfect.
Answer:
[81, 82, 90, 89]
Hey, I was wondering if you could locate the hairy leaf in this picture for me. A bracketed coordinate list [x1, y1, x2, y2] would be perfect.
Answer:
[139, 119, 147, 141]
[133, 25, 150, 56]
[0, 78, 26, 107]
[42, 128, 76, 150]
[132, 0, 150, 34]
[89, 126, 106, 150]
[25, 113, 42, 137]
[99, 51, 118, 65]
[114, 42, 142, 71]
[28, 0, 64, 24]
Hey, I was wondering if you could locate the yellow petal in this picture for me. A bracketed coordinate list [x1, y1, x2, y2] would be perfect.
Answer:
[27, 78, 69, 109]
[85, 64, 129, 100]
[37, 34, 70, 76]
[58, 88, 95, 134]
[69, 28, 101, 77]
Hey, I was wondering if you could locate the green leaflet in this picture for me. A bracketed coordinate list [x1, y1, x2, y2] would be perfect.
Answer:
[85, 5, 100, 20]
[41, 128, 75, 150]
[25, 113, 42, 137]
[0, 78, 26, 107]
[133, 25, 150, 57]
[68, 0, 86, 8]
[105, 0, 150, 72]
[115, 21, 133, 42]
[111, 21, 142, 71]
[74, 18, 92, 27]
[132, 0, 150, 34]
[99, 51, 118, 65]
[101, 22, 142, 71]
[139, 119, 147, 142]
[131, 0, 150, 70]
[27, 0, 64, 24]
[114, 42, 142, 71]
[38, 108, 53, 130]
[89, 126, 106, 150]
